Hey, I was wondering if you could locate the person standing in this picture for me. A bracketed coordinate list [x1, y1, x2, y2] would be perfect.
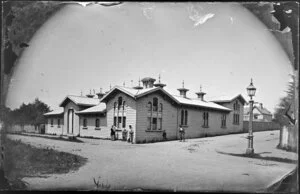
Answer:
[162, 130, 167, 141]
[111, 125, 116, 141]
[182, 127, 185, 142]
[179, 125, 184, 142]
[129, 125, 134, 144]
[122, 128, 128, 141]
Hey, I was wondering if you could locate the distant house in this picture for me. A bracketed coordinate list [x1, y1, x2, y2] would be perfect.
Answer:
[44, 76, 246, 143]
[243, 102, 272, 122]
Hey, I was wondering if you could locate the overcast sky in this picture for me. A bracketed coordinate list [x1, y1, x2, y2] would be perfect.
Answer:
[6, 2, 293, 113]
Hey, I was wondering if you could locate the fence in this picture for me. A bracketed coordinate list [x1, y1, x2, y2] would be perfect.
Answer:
[243, 121, 280, 133]
[7, 124, 37, 133]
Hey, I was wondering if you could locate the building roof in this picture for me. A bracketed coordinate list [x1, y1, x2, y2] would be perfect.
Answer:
[59, 95, 100, 107]
[101, 86, 231, 112]
[172, 95, 231, 111]
[44, 108, 64, 116]
[244, 104, 272, 115]
[76, 103, 106, 114]
[209, 94, 247, 105]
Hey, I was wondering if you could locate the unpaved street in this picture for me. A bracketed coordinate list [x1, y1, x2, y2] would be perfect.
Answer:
[7, 130, 297, 191]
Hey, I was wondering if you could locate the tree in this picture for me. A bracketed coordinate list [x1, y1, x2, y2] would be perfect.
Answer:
[8, 98, 50, 128]
[273, 75, 295, 126]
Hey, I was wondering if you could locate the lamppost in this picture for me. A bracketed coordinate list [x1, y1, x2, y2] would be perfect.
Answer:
[246, 78, 257, 155]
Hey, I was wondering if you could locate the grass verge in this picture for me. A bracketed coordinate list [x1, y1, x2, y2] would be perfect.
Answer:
[3, 138, 87, 190]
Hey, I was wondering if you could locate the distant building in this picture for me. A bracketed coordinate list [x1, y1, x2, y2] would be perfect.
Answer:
[44, 76, 246, 143]
[243, 102, 272, 122]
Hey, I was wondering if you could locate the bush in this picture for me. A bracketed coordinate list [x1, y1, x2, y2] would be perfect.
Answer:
[142, 139, 147, 144]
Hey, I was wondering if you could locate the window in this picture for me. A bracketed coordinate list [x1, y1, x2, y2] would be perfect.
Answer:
[233, 114, 240, 125]
[203, 112, 209, 127]
[147, 117, 151, 130]
[118, 97, 122, 109]
[158, 118, 162, 130]
[83, 118, 87, 127]
[50, 118, 53, 126]
[152, 118, 157, 130]
[185, 110, 188, 125]
[153, 97, 158, 111]
[146, 97, 163, 131]
[122, 117, 126, 128]
[181, 109, 188, 126]
[58, 119, 61, 127]
[114, 102, 117, 110]
[147, 102, 152, 112]
[234, 101, 240, 111]
[118, 116, 122, 128]
[221, 114, 226, 128]
[113, 116, 117, 126]
[233, 101, 240, 125]
[159, 103, 163, 112]
[123, 101, 126, 110]
[181, 110, 184, 125]
[95, 118, 100, 128]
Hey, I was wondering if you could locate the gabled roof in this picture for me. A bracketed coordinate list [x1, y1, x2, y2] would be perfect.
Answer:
[59, 95, 100, 107]
[244, 105, 272, 115]
[209, 94, 247, 105]
[101, 86, 231, 112]
[44, 108, 64, 116]
[76, 103, 106, 114]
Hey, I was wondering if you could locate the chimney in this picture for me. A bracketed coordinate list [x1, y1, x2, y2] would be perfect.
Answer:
[177, 80, 189, 98]
[141, 77, 156, 89]
[154, 74, 166, 88]
[86, 89, 94, 98]
[195, 85, 206, 101]
[133, 78, 143, 90]
[96, 88, 105, 99]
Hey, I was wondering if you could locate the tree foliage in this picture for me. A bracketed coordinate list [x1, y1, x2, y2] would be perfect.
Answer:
[0, 98, 50, 127]
[273, 75, 295, 126]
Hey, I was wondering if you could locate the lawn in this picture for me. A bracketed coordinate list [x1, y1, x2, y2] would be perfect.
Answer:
[3, 138, 87, 190]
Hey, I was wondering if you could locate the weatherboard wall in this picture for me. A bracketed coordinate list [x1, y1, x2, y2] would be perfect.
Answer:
[136, 92, 178, 143]
[79, 115, 109, 138]
[106, 92, 137, 142]
[46, 116, 64, 135]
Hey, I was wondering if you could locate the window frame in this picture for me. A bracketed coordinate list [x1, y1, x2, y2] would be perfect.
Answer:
[95, 118, 100, 128]
[203, 112, 209, 128]
[83, 118, 87, 128]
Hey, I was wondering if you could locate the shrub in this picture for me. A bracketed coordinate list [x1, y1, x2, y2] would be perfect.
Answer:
[142, 139, 146, 144]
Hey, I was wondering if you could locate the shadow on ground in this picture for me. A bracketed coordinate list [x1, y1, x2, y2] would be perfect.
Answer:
[216, 150, 297, 164]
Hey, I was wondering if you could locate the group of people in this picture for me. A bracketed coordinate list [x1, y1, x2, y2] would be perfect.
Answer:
[111, 125, 185, 143]
[110, 125, 134, 143]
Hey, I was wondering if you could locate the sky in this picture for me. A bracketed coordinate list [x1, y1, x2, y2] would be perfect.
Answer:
[6, 2, 293, 113]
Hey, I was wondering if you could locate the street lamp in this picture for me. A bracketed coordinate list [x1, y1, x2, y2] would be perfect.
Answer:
[246, 78, 256, 155]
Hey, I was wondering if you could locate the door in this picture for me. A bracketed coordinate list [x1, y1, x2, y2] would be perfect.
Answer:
[68, 109, 74, 134]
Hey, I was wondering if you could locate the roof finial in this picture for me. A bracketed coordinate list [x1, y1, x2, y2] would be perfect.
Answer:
[182, 80, 185, 88]
[81, 90, 83, 96]
[251, 78, 253, 84]
[110, 84, 112, 90]
[100, 88, 102, 93]
[158, 74, 161, 83]
[93, 89, 95, 94]
[131, 80, 133, 87]
[123, 81, 125, 87]
[138, 77, 141, 86]
[90, 89, 92, 94]
[200, 85, 202, 92]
